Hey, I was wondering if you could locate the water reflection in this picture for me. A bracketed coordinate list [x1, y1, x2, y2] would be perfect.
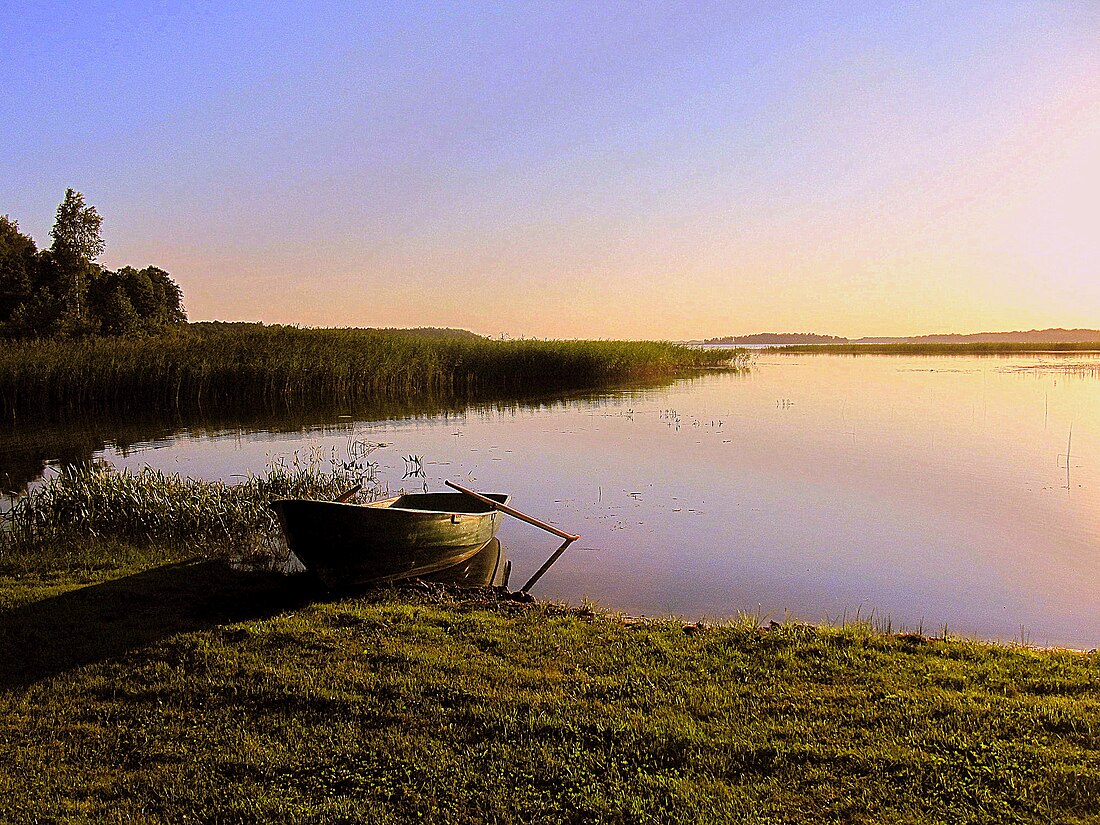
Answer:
[12, 354, 1100, 647]
[0, 378, 688, 493]
[421, 538, 511, 588]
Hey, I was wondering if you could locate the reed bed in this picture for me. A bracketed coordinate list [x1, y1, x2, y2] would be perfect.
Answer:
[767, 341, 1100, 355]
[1, 449, 376, 560]
[0, 326, 743, 423]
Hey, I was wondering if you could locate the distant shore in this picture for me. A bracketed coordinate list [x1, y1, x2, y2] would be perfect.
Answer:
[697, 328, 1100, 347]
[762, 341, 1100, 355]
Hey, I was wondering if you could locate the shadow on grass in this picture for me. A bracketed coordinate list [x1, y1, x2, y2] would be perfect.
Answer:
[0, 560, 321, 691]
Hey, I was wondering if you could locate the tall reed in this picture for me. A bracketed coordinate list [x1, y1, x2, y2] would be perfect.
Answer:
[1, 449, 378, 559]
[0, 326, 744, 423]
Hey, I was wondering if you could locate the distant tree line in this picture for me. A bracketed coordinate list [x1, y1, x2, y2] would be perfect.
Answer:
[0, 189, 186, 338]
[705, 332, 847, 345]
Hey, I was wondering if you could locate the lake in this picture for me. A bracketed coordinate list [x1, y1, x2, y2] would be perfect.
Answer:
[7, 352, 1100, 648]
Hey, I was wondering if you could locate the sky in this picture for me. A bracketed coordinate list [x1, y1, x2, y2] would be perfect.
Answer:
[2, 1, 1098, 339]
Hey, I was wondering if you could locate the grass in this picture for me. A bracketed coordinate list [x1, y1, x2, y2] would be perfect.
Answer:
[2, 493, 1100, 823]
[1, 452, 380, 564]
[0, 324, 744, 424]
[766, 342, 1100, 355]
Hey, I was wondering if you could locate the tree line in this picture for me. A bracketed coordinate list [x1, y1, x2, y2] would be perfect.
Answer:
[0, 189, 186, 338]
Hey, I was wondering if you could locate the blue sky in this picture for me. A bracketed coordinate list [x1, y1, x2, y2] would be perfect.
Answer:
[3, 2, 1098, 337]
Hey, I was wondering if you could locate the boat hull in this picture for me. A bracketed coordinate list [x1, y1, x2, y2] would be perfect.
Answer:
[271, 492, 509, 587]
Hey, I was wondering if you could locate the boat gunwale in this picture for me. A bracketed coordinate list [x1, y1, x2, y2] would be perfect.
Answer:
[277, 493, 510, 518]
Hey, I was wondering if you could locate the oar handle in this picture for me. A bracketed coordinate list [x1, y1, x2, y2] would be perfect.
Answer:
[334, 483, 362, 503]
[445, 480, 580, 541]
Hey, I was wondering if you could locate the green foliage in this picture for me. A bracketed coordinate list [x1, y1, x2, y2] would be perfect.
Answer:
[49, 187, 105, 266]
[0, 452, 377, 563]
[0, 190, 186, 338]
[0, 216, 38, 325]
[88, 265, 187, 335]
[0, 325, 744, 423]
[35, 188, 106, 335]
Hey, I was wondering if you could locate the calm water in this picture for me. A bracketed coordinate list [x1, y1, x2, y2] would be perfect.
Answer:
[16, 353, 1100, 647]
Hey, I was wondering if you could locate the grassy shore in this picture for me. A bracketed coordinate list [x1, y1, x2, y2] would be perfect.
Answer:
[766, 342, 1100, 355]
[0, 324, 742, 424]
[2, 545, 1100, 822]
[3, 533, 1100, 823]
[3, 456, 1099, 822]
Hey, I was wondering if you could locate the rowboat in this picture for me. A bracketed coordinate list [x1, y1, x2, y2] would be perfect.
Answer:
[270, 491, 509, 588]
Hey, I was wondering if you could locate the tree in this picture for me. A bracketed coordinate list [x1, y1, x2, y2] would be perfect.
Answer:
[0, 216, 38, 326]
[50, 188, 104, 265]
[1, 190, 187, 337]
[89, 266, 187, 335]
[43, 188, 106, 334]
[142, 266, 186, 325]
[88, 270, 139, 335]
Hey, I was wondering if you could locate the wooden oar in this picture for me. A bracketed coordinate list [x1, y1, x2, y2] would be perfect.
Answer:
[334, 483, 361, 503]
[445, 480, 580, 541]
